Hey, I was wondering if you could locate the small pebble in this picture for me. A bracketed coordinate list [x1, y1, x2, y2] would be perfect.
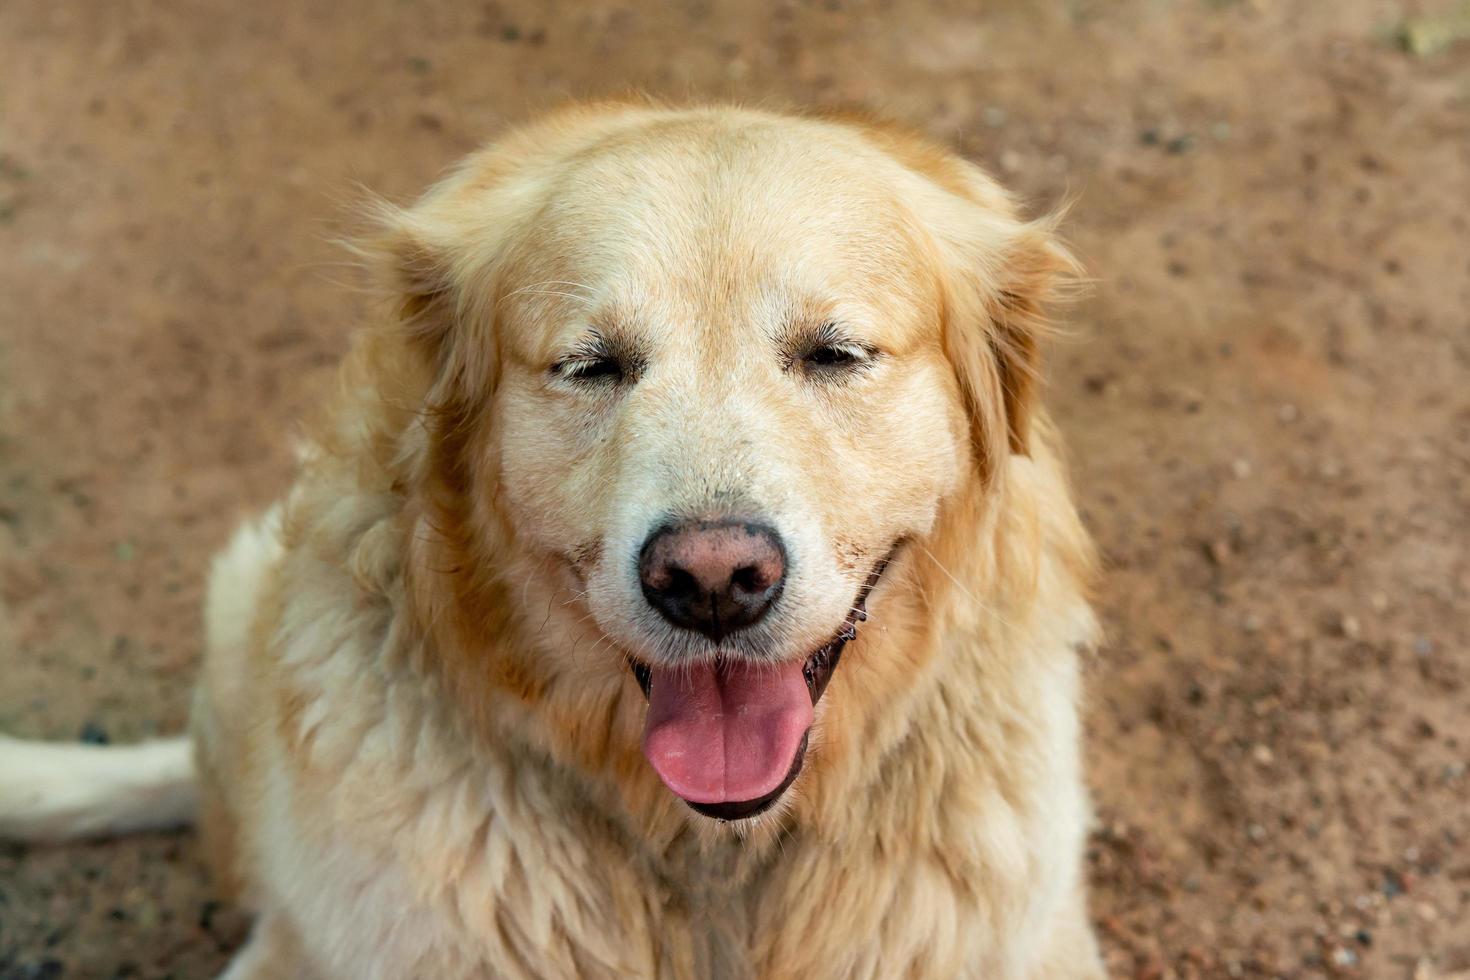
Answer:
[136, 902, 160, 928]
[1231, 458, 1253, 479]
[200, 900, 223, 930]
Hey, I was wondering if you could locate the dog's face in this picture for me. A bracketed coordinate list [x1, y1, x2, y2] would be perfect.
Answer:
[388, 107, 1066, 821]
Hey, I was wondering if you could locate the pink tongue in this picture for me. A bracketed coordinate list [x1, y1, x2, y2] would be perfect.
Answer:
[642, 660, 813, 805]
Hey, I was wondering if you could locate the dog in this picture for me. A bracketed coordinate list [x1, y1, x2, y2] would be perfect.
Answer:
[0, 101, 1104, 979]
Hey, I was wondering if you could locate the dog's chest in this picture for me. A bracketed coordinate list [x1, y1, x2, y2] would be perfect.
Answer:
[263, 738, 792, 978]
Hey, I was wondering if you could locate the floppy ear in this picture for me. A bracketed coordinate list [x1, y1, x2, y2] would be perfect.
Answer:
[354, 184, 521, 422]
[383, 217, 458, 360]
[336, 181, 526, 522]
[936, 194, 1077, 476]
[984, 222, 1076, 457]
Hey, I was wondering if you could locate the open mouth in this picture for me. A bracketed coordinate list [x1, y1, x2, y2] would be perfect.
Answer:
[629, 549, 895, 821]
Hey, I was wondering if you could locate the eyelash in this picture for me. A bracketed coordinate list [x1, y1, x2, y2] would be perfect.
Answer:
[551, 332, 636, 387]
[802, 341, 869, 369]
[793, 326, 877, 377]
[553, 352, 625, 384]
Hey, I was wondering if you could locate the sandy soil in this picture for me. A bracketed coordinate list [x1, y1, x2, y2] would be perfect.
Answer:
[1, 1, 1467, 977]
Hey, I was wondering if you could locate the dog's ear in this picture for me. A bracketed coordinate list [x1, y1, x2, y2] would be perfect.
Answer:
[358, 193, 511, 409]
[383, 216, 458, 360]
[931, 178, 1078, 477]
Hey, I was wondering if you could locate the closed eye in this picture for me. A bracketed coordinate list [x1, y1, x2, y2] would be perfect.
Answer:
[550, 331, 642, 388]
[789, 323, 880, 379]
[803, 342, 868, 370]
[554, 354, 624, 384]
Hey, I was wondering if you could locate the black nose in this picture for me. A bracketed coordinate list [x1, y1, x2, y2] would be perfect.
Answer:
[638, 520, 786, 641]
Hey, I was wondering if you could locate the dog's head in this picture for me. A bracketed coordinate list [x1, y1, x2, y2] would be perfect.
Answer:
[370, 104, 1074, 823]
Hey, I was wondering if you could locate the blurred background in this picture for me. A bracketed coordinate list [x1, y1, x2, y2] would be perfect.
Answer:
[1, 1, 1467, 977]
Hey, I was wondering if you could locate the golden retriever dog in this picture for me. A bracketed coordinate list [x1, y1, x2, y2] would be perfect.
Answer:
[0, 101, 1103, 979]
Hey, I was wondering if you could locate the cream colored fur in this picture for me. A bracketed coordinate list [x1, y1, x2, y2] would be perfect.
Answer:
[1, 102, 1105, 979]
[0, 736, 195, 841]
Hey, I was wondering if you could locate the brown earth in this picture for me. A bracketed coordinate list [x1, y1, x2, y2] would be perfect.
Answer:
[1, 1, 1468, 978]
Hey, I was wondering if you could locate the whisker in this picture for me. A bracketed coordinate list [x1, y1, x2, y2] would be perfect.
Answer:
[505, 288, 594, 304]
[917, 542, 1023, 633]
[523, 279, 597, 294]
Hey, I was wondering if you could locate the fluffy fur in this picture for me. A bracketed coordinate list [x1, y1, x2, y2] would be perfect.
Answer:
[1, 102, 1104, 979]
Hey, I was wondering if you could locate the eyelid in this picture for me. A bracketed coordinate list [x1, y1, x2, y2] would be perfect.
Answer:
[824, 340, 874, 360]
[803, 320, 881, 354]
[794, 328, 883, 366]
[550, 333, 610, 371]
[553, 353, 604, 374]
[551, 356, 622, 389]
[549, 329, 643, 386]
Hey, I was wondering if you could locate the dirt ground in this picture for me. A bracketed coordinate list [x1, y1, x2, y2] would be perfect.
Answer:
[1, 1, 1467, 977]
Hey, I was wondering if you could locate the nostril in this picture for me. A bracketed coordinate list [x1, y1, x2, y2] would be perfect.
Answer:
[664, 567, 700, 599]
[729, 564, 766, 595]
